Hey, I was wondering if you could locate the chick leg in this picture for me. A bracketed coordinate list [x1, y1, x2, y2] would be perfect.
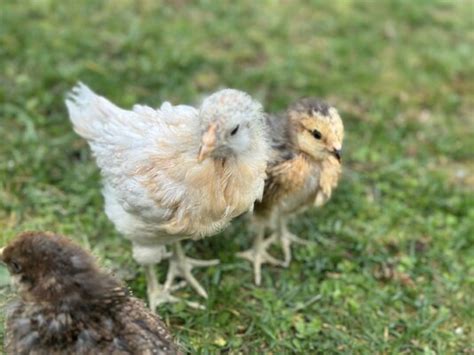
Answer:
[238, 224, 285, 285]
[163, 241, 219, 301]
[277, 218, 314, 267]
[133, 244, 174, 311]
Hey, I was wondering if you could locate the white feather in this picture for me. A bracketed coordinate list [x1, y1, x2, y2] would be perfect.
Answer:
[66, 83, 269, 264]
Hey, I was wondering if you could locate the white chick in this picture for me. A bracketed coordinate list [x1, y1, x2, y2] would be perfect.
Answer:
[66, 83, 269, 309]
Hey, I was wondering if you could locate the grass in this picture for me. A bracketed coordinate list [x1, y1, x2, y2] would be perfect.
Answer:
[1, 0, 473, 353]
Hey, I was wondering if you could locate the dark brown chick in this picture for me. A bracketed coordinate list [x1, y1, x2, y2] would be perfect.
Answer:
[0, 231, 180, 355]
[239, 99, 344, 285]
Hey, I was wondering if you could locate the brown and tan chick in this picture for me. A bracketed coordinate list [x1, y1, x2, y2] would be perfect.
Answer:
[238, 98, 344, 285]
[0, 231, 180, 354]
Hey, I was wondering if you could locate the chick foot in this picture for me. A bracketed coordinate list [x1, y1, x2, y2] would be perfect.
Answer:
[238, 232, 285, 286]
[145, 242, 219, 310]
[145, 266, 191, 310]
[278, 229, 314, 267]
[164, 242, 218, 304]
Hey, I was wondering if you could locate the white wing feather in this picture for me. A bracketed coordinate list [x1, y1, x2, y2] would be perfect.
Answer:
[65, 83, 200, 240]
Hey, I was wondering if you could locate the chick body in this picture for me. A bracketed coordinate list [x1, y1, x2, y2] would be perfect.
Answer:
[66, 84, 269, 308]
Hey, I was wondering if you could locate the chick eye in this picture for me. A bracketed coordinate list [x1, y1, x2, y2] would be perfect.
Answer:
[230, 125, 240, 136]
[10, 261, 21, 274]
[311, 129, 322, 140]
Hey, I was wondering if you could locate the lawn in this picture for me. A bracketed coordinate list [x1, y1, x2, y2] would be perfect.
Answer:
[0, 0, 473, 353]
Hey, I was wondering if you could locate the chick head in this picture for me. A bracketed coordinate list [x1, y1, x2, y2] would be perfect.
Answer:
[198, 89, 265, 162]
[0, 232, 122, 305]
[288, 98, 344, 162]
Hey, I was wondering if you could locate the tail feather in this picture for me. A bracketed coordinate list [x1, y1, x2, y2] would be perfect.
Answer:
[65, 82, 141, 142]
[66, 82, 107, 140]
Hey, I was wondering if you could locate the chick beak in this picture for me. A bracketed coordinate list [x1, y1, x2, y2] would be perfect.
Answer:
[198, 123, 218, 162]
[332, 148, 342, 162]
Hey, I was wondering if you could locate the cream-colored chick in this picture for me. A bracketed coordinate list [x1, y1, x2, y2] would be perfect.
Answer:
[239, 98, 344, 285]
[66, 83, 269, 309]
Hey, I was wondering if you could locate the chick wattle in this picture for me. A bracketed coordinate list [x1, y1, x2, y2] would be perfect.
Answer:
[1, 231, 180, 354]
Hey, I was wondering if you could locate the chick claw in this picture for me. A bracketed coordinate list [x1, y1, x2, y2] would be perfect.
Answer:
[278, 230, 315, 267]
[147, 281, 194, 311]
[238, 234, 285, 286]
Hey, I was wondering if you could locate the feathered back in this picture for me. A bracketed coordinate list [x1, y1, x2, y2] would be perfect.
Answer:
[2, 232, 180, 354]
[264, 112, 295, 165]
